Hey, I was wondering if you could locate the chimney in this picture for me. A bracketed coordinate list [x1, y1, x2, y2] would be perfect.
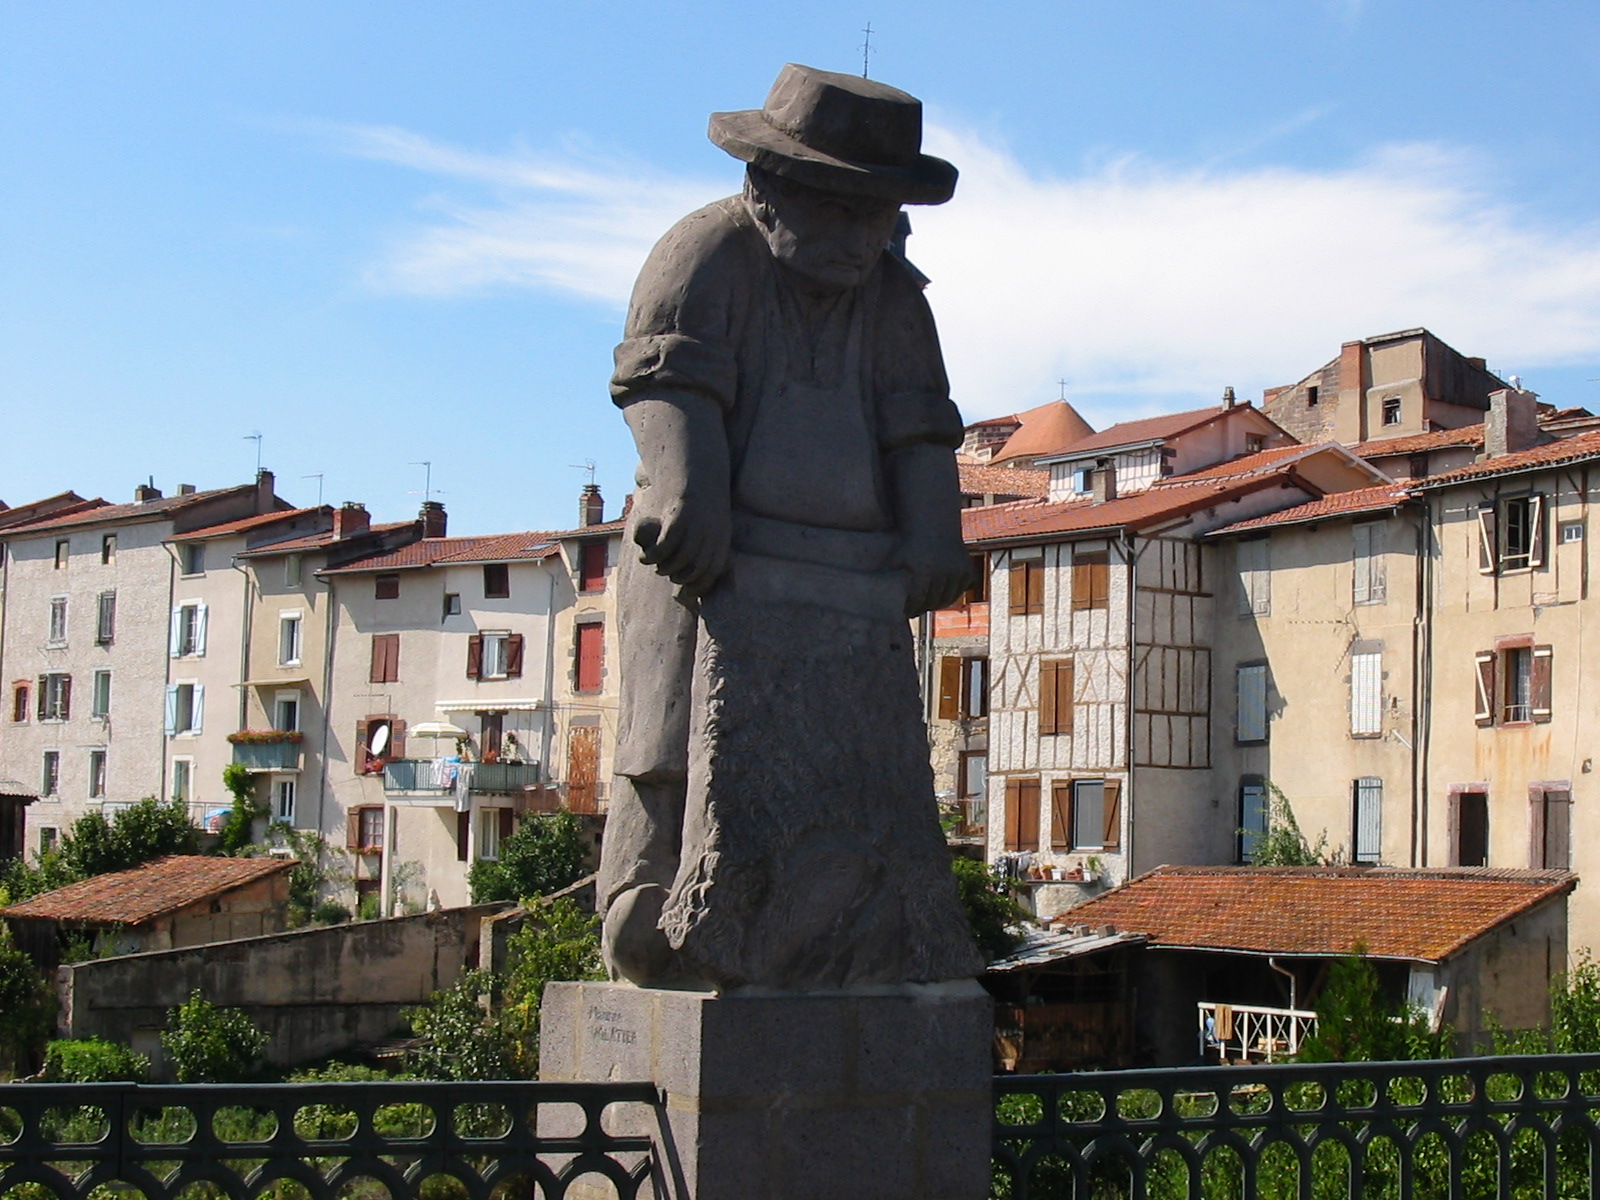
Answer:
[177, 484, 196, 496]
[255, 468, 275, 513]
[1222, 386, 1237, 409]
[1092, 459, 1118, 504]
[579, 484, 605, 528]
[419, 500, 448, 539]
[1485, 388, 1541, 458]
[332, 502, 370, 539]
[134, 478, 163, 503]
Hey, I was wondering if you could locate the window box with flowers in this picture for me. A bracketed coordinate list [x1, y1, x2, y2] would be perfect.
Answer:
[227, 730, 304, 745]
[228, 729, 303, 771]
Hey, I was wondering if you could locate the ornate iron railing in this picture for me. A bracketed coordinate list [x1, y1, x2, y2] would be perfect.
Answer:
[994, 1053, 1600, 1199]
[0, 1079, 661, 1200]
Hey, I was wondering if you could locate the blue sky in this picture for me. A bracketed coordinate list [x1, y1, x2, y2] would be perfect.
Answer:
[5, 2, 1600, 534]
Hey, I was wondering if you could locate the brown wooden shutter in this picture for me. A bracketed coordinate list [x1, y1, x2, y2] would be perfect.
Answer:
[372, 636, 399, 683]
[1071, 558, 1091, 610]
[576, 623, 604, 692]
[566, 725, 601, 814]
[1009, 561, 1029, 615]
[59, 676, 70, 721]
[1039, 660, 1059, 734]
[1531, 645, 1553, 722]
[1004, 778, 1024, 850]
[1546, 790, 1572, 869]
[498, 807, 515, 841]
[355, 720, 371, 774]
[937, 656, 962, 720]
[457, 811, 470, 861]
[1102, 779, 1122, 850]
[1050, 782, 1072, 850]
[1474, 652, 1497, 726]
[1056, 660, 1075, 734]
[505, 634, 525, 678]
[1027, 560, 1044, 613]
[1017, 778, 1041, 851]
[347, 806, 362, 850]
[1091, 558, 1109, 608]
[466, 635, 484, 680]
[389, 719, 406, 760]
[36, 676, 46, 721]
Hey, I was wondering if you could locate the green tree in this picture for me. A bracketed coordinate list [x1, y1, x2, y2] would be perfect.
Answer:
[160, 990, 270, 1082]
[468, 811, 588, 903]
[1296, 946, 1444, 1063]
[218, 764, 267, 855]
[41, 1038, 149, 1082]
[0, 939, 56, 1075]
[62, 797, 200, 878]
[1247, 781, 1333, 867]
[404, 969, 512, 1080]
[500, 898, 605, 1077]
[951, 856, 1029, 962]
[0, 847, 82, 905]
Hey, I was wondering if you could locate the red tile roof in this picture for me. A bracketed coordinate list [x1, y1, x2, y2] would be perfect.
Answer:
[434, 532, 562, 563]
[962, 476, 1294, 545]
[959, 463, 1050, 499]
[320, 519, 626, 573]
[234, 521, 415, 557]
[1065, 865, 1573, 962]
[0, 493, 96, 531]
[1349, 426, 1485, 458]
[0, 486, 249, 535]
[1038, 403, 1241, 459]
[172, 507, 323, 541]
[1209, 484, 1412, 536]
[1415, 429, 1600, 488]
[0, 855, 294, 926]
[992, 401, 1096, 463]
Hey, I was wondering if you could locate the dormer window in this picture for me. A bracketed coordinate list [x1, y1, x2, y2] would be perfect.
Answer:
[1072, 467, 1093, 494]
[1381, 397, 1402, 427]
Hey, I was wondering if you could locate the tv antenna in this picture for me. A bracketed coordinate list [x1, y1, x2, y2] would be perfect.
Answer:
[860, 21, 874, 77]
[243, 431, 263, 473]
[569, 459, 598, 486]
[408, 461, 443, 503]
[302, 473, 325, 506]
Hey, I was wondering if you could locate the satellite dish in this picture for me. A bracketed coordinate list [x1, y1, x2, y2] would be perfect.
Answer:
[369, 724, 391, 756]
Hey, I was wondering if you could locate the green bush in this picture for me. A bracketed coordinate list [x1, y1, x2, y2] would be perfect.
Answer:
[500, 898, 605, 1077]
[0, 848, 81, 905]
[160, 990, 270, 1082]
[218, 764, 267, 855]
[62, 797, 201, 878]
[0, 941, 55, 1074]
[468, 811, 588, 904]
[312, 900, 352, 925]
[951, 856, 1028, 962]
[41, 1038, 149, 1082]
[404, 969, 511, 1081]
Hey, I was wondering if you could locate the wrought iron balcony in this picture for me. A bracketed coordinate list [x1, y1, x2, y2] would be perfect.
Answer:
[229, 740, 301, 772]
[468, 761, 542, 794]
[383, 758, 457, 795]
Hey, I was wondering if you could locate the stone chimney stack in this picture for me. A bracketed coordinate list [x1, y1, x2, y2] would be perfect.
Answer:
[579, 484, 605, 528]
[332, 502, 370, 539]
[255, 468, 275, 513]
[1092, 459, 1118, 504]
[419, 500, 448, 539]
[1485, 387, 1541, 458]
[1222, 386, 1237, 409]
[177, 484, 196, 496]
[134, 480, 163, 503]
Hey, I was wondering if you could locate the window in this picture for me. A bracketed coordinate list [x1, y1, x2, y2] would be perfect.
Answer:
[166, 683, 203, 735]
[275, 780, 297, 823]
[38, 673, 70, 721]
[1236, 664, 1268, 743]
[1353, 777, 1382, 863]
[279, 613, 303, 665]
[578, 543, 608, 592]
[90, 670, 111, 719]
[958, 751, 987, 801]
[1477, 494, 1546, 574]
[169, 602, 207, 657]
[95, 591, 116, 645]
[1381, 397, 1402, 426]
[274, 692, 300, 733]
[483, 633, 508, 679]
[181, 543, 205, 575]
[1350, 651, 1382, 737]
[1071, 551, 1110, 611]
[1008, 552, 1044, 615]
[1050, 778, 1122, 852]
[54, 540, 69, 569]
[1452, 791, 1489, 867]
[1352, 523, 1386, 604]
[41, 752, 60, 797]
[1561, 521, 1585, 544]
[171, 759, 192, 804]
[284, 554, 302, 587]
[1306, 384, 1319, 407]
[575, 622, 604, 693]
[1003, 777, 1041, 851]
[1475, 644, 1552, 725]
[1239, 779, 1269, 862]
[477, 808, 513, 861]
[101, 535, 116, 565]
[352, 806, 385, 852]
[88, 750, 106, 799]
[956, 554, 989, 606]
[370, 634, 400, 683]
[1531, 787, 1572, 870]
[467, 632, 524, 680]
[1245, 434, 1265, 455]
[483, 563, 510, 599]
[1237, 539, 1270, 616]
[356, 717, 402, 774]
[11, 683, 29, 723]
[936, 656, 989, 720]
[375, 573, 401, 600]
[443, 593, 461, 619]
[1038, 658, 1075, 735]
[48, 596, 67, 644]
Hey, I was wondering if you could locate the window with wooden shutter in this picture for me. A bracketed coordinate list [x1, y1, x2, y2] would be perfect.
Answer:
[1350, 651, 1382, 737]
[1531, 787, 1572, 869]
[456, 811, 470, 862]
[1008, 555, 1043, 616]
[937, 656, 962, 720]
[1004, 777, 1040, 851]
[96, 591, 116, 645]
[1050, 782, 1072, 850]
[11, 684, 28, 724]
[1070, 780, 1105, 850]
[1102, 779, 1122, 850]
[566, 725, 601, 814]
[347, 806, 363, 850]
[1237, 539, 1270, 616]
[375, 573, 400, 600]
[466, 634, 484, 680]
[483, 563, 510, 599]
[1353, 777, 1382, 863]
[578, 542, 608, 592]
[498, 807, 515, 842]
[1239, 780, 1268, 862]
[1039, 659, 1075, 735]
[1236, 664, 1268, 743]
[504, 634, 525, 679]
[1531, 645, 1553, 722]
[1474, 652, 1496, 726]
[370, 634, 399, 683]
[575, 622, 604, 693]
[1071, 552, 1109, 611]
[1353, 523, 1386, 605]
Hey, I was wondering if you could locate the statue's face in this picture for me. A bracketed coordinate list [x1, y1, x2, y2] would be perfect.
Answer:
[754, 177, 902, 290]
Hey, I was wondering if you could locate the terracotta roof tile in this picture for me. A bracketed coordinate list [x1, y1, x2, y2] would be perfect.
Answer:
[1064, 865, 1573, 962]
[0, 855, 294, 926]
[434, 532, 562, 563]
[992, 401, 1096, 463]
[1350, 426, 1485, 457]
[1038, 403, 1238, 460]
[172, 507, 322, 541]
[1177, 444, 1327, 480]
[320, 536, 496, 573]
[1209, 484, 1412, 536]
[234, 521, 414, 557]
[1415, 429, 1600, 488]
[0, 486, 247, 535]
[959, 463, 1049, 499]
[962, 476, 1289, 544]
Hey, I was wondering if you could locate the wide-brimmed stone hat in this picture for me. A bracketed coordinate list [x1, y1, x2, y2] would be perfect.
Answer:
[709, 63, 957, 205]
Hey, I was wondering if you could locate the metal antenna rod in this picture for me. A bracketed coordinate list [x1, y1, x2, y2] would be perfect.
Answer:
[569, 459, 598, 486]
[860, 21, 874, 77]
[243, 432, 263, 473]
[302, 473, 325, 506]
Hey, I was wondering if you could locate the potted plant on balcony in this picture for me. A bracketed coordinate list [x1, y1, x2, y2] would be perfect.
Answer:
[226, 730, 304, 744]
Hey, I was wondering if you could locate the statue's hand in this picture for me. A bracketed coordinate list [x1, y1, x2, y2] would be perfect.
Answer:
[898, 536, 972, 616]
[634, 487, 732, 595]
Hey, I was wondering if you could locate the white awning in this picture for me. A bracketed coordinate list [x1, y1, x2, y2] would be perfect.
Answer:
[434, 699, 546, 712]
[234, 677, 311, 689]
[410, 721, 469, 738]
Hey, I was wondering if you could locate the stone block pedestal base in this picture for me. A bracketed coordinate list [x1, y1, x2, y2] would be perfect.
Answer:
[539, 980, 993, 1200]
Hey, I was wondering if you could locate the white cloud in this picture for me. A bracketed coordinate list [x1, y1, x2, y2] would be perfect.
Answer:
[336, 122, 1600, 423]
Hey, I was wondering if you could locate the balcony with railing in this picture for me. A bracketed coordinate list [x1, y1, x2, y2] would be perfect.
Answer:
[383, 759, 544, 798]
[227, 732, 302, 772]
[1197, 999, 1317, 1063]
[469, 760, 543, 794]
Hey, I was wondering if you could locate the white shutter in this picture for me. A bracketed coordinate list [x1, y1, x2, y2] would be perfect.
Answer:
[191, 684, 204, 733]
[169, 608, 183, 657]
[194, 604, 208, 656]
[1352, 525, 1371, 604]
[1528, 494, 1547, 567]
[1354, 778, 1382, 863]
[164, 685, 179, 735]
[1237, 541, 1270, 616]
[1237, 665, 1268, 742]
[1476, 507, 1498, 574]
[1350, 652, 1383, 736]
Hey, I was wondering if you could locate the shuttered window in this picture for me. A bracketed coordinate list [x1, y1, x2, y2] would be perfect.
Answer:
[1239, 780, 1269, 862]
[95, 591, 116, 645]
[370, 634, 400, 683]
[1049, 782, 1072, 850]
[1039, 659, 1076, 735]
[1350, 651, 1382, 736]
[1531, 645, 1553, 722]
[1071, 780, 1106, 850]
[1236, 664, 1268, 743]
[375, 574, 401, 600]
[1102, 779, 1122, 851]
[937, 656, 962, 720]
[1237, 539, 1270, 616]
[1008, 555, 1044, 615]
[1004, 777, 1040, 851]
[1353, 777, 1382, 863]
[1071, 552, 1110, 611]
[578, 543, 608, 592]
[1481, 495, 1547, 573]
[1531, 787, 1572, 870]
[483, 563, 510, 599]
[575, 622, 604, 693]
[1353, 523, 1386, 604]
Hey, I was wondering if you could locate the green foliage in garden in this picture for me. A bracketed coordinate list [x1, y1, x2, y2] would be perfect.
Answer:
[160, 990, 270, 1082]
[0, 937, 55, 1074]
[41, 1037, 149, 1082]
[62, 797, 201, 877]
[218, 764, 268, 856]
[499, 897, 605, 1077]
[1246, 781, 1332, 867]
[951, 856, 1029, 962]
[404, 968, 511, 1081]
[467, 811, 589, 904]
[1296, 947, 1447, 1063]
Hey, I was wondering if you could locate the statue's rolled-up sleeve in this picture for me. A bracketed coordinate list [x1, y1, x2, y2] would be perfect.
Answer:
[610, 332, 737, 413]
[877, 390, 964, 451]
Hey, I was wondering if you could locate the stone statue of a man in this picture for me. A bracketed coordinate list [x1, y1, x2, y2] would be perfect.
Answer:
[599, 63, 984, 991]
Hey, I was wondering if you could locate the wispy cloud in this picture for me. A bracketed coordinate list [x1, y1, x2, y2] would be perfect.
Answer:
[332, 121, 1600, 420]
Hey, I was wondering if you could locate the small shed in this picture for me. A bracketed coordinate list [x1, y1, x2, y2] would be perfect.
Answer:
[0, 854, 296, 968]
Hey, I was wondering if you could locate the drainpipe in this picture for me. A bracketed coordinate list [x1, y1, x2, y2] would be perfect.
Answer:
[541, 566, 558, 783]
[1269, 956, 1297, 1010]
[315, 575, 338, 843]
[230, 555, 252, 737]
[1413, 496, 1434, 867]
[1122, 531, 1141, 874]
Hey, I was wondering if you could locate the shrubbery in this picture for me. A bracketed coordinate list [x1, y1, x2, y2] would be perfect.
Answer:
[467, 811, 589, 904]
[160, 990, 270, 1082]
[41, 1037, 149, 1082]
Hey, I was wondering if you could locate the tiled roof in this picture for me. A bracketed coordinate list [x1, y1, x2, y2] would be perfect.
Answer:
[1064, 865, 1574, 963]
[1415, 429, 1600, 489]
[234, 521, 414, 557]
[1176, 444, 1325, 481]
[320, 518, 627, 574]
[962, 477, 1275, 544]
[0, 856, 294, 926]
[992, 401, 1096, 463]
[1209, 484, 1412, 536]
[172, 507, 322, 541]
[0, 486, 246, 535]
[320, 536, 497, 574]
[1038, 403, 1238, 460]
[1349, 426, 1485, 458]
[434, 532, 562, 563]
[0, 493, 96, 531]
[959, 463, 1050, 499]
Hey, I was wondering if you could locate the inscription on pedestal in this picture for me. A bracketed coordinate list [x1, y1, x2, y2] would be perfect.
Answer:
[587, 1004, 637, 1045]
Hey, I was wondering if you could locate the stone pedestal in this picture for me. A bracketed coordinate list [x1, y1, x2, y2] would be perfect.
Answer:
[539, 979, 993, 1200]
